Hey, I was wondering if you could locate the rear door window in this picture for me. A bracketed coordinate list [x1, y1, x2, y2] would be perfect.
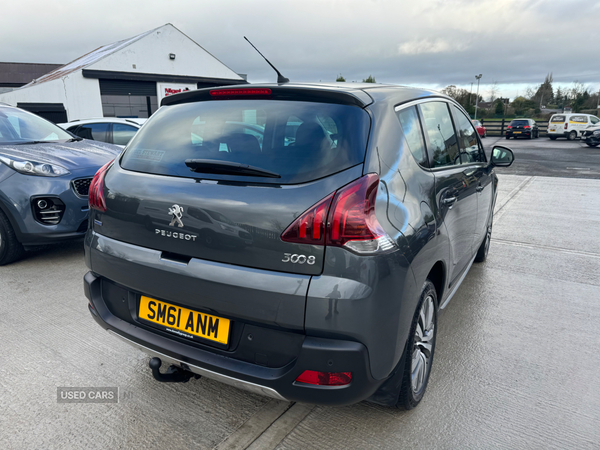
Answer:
[396, 106, 428, 166]
[121, 100, 370, 184]
[419, 101, 460, 168]
[75, 123, 110, 142]
[113, 124, 139, 146]
[451, 105, 485, 163]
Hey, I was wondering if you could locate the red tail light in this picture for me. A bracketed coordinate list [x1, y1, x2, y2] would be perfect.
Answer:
[507, 125, 512, 129]
[564, 123, 568, 130]
[88, 160, 113, 212]
[296, 370, 352, 386]
[524, 125, 531, 129]
[281, 174, 395, 254]
[280, 193, 334, 245]
[327, 174, 385, 246]
[210, 88, 272, 97]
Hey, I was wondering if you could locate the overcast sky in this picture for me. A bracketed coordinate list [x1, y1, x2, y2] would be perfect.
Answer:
[2, 0, 599, 100]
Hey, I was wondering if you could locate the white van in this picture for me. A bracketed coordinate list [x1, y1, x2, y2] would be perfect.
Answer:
[547, 113, 600, 140]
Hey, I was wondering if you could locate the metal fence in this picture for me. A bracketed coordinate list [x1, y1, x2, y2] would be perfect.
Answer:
[480, 120, 549, 137]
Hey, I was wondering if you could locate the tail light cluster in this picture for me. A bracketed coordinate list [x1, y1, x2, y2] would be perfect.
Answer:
[565, 123, 569, 130]
[507, 125, 512, 129]
[524, 125, 531, 129]
[88, 160, 113, 212]
[281, 174, 395, 254]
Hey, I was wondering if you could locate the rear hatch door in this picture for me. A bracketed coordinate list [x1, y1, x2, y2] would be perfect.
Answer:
[97, 89, 371, 277]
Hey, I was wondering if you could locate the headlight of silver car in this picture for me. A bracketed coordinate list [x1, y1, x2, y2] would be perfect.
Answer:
[593, 130, 600, 136]
[0, 155, 70, 177]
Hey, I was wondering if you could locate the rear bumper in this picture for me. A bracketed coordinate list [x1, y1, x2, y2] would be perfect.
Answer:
[84, 270, 384, 405]
[506, 130, 533, 137]
[546, 131, 569, 138]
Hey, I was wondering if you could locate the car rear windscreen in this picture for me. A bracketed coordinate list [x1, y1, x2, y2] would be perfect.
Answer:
[120, 99, 370, 184]
[511, 120, 530, 126]
[550, 115, 565, 123]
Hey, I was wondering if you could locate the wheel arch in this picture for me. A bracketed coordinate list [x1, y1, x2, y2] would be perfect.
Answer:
[426, 260, 446, 306]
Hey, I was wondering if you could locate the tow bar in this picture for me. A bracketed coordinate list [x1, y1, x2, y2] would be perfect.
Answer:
[149, 357, 201, 383]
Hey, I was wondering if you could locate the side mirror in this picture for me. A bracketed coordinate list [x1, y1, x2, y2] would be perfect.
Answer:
[491, 146, 514, 167]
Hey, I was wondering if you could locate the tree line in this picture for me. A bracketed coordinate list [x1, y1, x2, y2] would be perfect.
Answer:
[442, 74, 599, 118]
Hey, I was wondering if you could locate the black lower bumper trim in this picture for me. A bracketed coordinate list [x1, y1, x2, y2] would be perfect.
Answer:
[84, 271, 385, 406]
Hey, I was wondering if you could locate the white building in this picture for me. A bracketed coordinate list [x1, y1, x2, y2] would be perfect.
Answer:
[0, 24, 246, 122]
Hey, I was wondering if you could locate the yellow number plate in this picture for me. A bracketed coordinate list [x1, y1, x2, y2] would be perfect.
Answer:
[514, 131, 521, 134]
[139, 296, 230, 344]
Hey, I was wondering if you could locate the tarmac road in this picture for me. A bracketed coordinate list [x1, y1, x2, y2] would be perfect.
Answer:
[1, 167, 600, 447]
[484, 135, 600, 179]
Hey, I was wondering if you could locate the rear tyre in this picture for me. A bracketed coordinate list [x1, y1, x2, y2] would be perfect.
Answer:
[567, 130, 577, 141]
[475, 212, 493, 263]
[505, 135, 510, 140]
[587, 143, 599, 148]
[396, 280, 437, 410]
[0, 210, 25, 266]
[529, 132, 534, 139]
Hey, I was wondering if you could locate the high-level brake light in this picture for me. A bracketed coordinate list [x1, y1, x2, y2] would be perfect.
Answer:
[209, 88, 272, 97]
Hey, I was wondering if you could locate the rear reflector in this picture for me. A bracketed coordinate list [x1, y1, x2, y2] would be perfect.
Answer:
[89, 160, 113, 212]
[296, 370, 352, 386]
[210, 88, 272, 97]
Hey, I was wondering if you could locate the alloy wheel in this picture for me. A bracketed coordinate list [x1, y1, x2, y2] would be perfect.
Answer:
[411, 294, 435, 395]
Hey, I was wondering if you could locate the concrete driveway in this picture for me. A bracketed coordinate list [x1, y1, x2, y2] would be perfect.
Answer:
[1, 173, 599, 449]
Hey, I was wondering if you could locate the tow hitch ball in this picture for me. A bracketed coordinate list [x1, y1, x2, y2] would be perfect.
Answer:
[149, 357, 201, 383]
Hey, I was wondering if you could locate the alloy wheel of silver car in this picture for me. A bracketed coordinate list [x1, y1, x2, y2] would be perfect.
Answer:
[411, 293, 435, 395]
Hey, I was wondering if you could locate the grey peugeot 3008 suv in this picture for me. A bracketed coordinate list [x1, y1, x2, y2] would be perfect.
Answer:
[83, 84, 514, 408]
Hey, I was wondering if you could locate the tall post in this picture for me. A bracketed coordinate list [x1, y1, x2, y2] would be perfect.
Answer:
[470, 82, 473, 106]
[474, 74, 482, 120]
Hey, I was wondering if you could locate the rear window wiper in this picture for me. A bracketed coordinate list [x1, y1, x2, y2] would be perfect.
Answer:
[185, 159, 281, 178]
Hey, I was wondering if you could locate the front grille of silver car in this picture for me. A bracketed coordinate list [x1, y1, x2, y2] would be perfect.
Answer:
[72, 177, 93, 197]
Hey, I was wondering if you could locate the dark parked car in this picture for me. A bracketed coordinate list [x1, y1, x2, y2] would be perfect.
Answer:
[506, 118, 539, 139]
[581, 124, 600, 147]
[83, 84, 514, 408]
[0, 103, 120, 265]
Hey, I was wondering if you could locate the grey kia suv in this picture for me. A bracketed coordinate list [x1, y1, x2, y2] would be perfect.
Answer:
[83, 84, 514, 408]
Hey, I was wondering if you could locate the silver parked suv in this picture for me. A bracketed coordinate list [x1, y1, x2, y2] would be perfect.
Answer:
[83, 84, 514, 408]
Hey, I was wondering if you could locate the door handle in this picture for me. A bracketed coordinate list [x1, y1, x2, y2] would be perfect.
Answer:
[442, 196, 457, 205]
[476, 185, 484, 192]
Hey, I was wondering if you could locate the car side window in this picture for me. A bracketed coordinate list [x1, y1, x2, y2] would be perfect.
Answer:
[419, 102, 460, 168]
[591, 116, 599, 124]
[396, 106, 428, 166]
[113, 124, 138, 146]
[75, 123, 109, 142]
[451, 105, 485, 164]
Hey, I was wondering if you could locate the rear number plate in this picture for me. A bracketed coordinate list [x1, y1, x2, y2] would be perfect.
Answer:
[138, 296, 230, 344]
